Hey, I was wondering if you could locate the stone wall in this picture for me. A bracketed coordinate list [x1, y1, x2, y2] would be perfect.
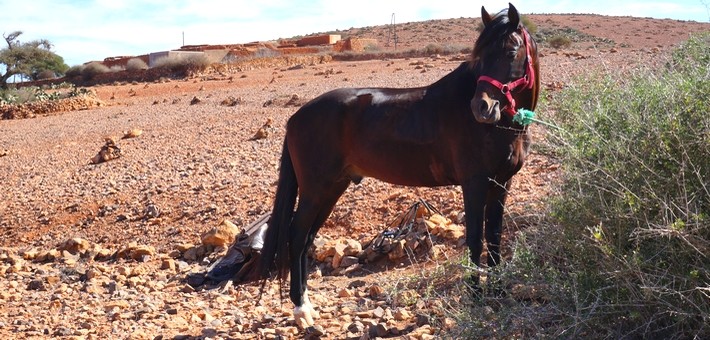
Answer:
[1, 95, 105, 120]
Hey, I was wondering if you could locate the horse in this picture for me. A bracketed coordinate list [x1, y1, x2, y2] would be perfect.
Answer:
[259, 3, 540, 328]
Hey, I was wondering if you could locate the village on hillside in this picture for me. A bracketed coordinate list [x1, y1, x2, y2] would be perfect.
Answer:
[99, 35, 377, 69]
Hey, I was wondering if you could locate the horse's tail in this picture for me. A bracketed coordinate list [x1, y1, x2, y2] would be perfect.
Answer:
[260, 138, 298, 281]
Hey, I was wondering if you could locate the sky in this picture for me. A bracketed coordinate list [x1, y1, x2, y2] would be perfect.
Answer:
[1, 0, 709, 67]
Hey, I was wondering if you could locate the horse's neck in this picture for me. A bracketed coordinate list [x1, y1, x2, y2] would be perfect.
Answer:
[426, 61, 478, 102]
[431, 61, 477, 88]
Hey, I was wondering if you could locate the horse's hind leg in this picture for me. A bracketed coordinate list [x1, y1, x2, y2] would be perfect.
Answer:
[289, 180, 350, 328]
[288, 202, 319, 328]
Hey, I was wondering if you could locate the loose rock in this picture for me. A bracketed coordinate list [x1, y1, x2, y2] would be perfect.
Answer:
[201, 219, 239, 247]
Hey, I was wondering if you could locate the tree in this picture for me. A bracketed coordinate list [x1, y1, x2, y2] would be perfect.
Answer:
[0, 31, 69, 88]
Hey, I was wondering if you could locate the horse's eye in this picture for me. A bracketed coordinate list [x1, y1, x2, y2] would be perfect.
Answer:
[506, 50, 518, 59]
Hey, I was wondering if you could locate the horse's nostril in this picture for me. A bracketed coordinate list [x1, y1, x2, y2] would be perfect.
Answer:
[479, 101, 488, 113]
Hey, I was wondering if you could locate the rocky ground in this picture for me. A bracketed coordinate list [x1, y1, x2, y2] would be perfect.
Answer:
[1, 14, 708, 340]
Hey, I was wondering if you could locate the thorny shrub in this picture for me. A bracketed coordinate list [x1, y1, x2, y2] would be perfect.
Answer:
[125, 58, 149, 71]
[81, 62, 111, 80]
[152, 54, 211, 76]
[449, 33, 709, 339]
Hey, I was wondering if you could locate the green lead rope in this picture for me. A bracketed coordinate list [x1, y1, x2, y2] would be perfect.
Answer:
[512, 108, 562, 130]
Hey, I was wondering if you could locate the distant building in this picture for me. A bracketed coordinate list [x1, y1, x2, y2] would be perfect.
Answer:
[296, 35, 342, 47]
[334, 38, 379, 52]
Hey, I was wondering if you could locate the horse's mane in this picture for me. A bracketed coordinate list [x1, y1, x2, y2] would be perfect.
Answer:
[472, 9, 519, 60]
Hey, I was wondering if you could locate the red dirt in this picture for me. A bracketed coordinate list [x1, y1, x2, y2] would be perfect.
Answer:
[0, 13, 708, 339]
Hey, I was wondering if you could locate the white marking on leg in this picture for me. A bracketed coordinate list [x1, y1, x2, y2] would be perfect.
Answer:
[293, 289, 320, 328]
[303, 289, 319, 318]
[303, 288, 311, 305]
[294, 305, 315, 328]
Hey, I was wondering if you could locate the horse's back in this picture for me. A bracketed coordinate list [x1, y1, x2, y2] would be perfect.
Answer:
[285, 86, 459, 187]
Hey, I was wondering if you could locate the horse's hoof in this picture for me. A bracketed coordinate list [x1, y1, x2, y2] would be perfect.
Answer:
[463, 274, 485, 299]
[294, 305, 316, 329]
[295, 316, 312, 330]
[308, 307, 320, 319]
[464, 272, 481, 287]
[491, 285, 507, 298]
[468, 283, 484, 299]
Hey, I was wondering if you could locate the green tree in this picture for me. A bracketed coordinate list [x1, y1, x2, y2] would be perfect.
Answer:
[0, 31, 69, 88]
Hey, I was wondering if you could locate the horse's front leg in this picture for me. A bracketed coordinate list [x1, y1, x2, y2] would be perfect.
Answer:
[484, 179, 511, 267]
[462, 176, 489, 270]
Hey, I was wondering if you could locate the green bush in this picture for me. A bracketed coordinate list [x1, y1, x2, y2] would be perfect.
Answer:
[547, 33, 708, 338]
[454, 33, 710, 339]
[0, 83, 90, 105]
[0, 90, 17, 105]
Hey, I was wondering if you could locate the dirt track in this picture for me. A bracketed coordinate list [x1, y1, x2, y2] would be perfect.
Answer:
[1, 14, 708, 339]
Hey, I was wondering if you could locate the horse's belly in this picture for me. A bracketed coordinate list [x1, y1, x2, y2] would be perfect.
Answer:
[347, 154, 456, 187]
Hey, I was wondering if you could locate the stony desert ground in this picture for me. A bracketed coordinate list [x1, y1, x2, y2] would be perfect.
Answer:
[1, 13, 709, 339]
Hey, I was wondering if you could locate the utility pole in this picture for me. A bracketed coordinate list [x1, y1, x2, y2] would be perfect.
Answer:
[387, 13, 398, 50]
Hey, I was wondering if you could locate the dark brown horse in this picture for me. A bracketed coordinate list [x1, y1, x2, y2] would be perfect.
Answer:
[260, 3, 540, 327]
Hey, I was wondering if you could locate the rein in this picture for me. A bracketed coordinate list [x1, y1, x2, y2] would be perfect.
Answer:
[477, 27, 535, 117]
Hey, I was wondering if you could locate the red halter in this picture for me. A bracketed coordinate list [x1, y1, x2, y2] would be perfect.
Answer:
[477, 28, 535, 117]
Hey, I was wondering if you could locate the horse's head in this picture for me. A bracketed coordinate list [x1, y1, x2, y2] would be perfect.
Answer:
[470, 3, 539, 125]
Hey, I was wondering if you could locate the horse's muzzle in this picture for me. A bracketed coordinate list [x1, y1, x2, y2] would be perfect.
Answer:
[470, 95, 500, 124]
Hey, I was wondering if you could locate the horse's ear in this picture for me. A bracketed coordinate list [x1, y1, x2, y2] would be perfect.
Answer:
[508, 3, 521, 28]
[481, 6, 493, 26]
